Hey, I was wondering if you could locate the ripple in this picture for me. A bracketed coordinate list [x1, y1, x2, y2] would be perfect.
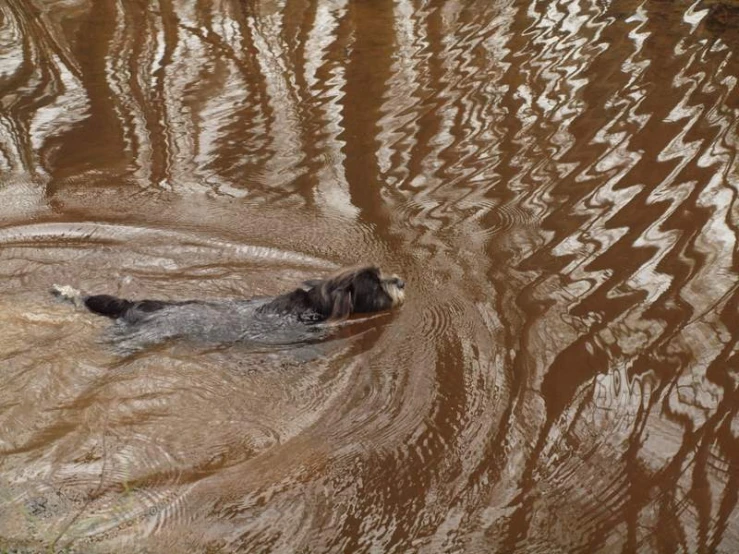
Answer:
[0, 222, 335, 269]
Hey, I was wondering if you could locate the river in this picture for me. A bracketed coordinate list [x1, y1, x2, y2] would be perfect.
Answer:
[1, 0, 738, 552]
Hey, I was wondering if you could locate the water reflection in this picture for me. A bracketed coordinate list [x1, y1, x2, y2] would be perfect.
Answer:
[1, 0, 739, 552]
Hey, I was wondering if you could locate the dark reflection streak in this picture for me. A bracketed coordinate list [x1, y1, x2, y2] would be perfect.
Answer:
[699, 293, 739, 550]
[47, 0, 125, 186]
[618, 395, 696, 554]
[192, 0, 215, 171]
[398, 0, 504, 236]
[230, 1, 269, 83]
[466, 0, 530, 492]
[426, 334, 470, 504]
[438, 9, 532, 518]
[3, 1, 45, 96]
[282, 0, 311, 107]
[195, 0, 246, 186]
[650, 185, 724, 550]
[206, 1, 271, 188]
[341, 1, 394, 229]
[505, 338, 610, 551]
[618, 292, 739, 553]
[511, 3, 731, 548]
[177, 23, 236, 66]
[606, 375, 670, 554]
[692, 427, 713, 554]
[401, 4, 442, 203]
[657, 488, 691, 554]
[642, 388, 739, 552]
[711, 410, 739, 553]
[178, 0, 252, 73]
[122, 1, 157, 184]
[0, 2, 32, 171]
[377, 0, 513, 534]
[540, 4, 661, 549]
[422, 3, 509, 210]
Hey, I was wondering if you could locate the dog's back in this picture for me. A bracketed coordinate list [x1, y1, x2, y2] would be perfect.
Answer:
[52, 284, 324, 353]
[50, 265, 404, 354]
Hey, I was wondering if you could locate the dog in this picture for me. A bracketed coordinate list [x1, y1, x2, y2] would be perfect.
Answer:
[51, 265, 405, 354]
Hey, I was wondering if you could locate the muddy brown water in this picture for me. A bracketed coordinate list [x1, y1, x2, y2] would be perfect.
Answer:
[1, 0, 739, 552]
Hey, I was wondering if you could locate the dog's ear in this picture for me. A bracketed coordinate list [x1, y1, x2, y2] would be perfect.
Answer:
[363, 266, 382, 280]
[330, 286, 353, 320]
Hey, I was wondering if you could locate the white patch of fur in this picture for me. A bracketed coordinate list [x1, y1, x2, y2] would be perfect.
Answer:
[382, 276, 405, 307]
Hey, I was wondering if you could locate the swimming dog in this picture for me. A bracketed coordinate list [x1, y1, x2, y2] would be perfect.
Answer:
[51, 265, 405, 353]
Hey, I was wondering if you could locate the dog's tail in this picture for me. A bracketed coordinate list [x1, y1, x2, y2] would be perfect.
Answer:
[51, 284, 133, 319]
[51, 284, 86, 307]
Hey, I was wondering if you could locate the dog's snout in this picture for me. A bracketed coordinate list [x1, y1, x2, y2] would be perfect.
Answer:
[395, 278, 405, 289]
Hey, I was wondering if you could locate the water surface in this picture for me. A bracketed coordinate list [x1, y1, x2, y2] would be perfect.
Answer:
[1, 0, 739, 552]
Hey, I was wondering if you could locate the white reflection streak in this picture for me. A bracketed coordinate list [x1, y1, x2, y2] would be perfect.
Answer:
[29, 64, 89, 177]
[194, 8, 251, 195]
[158, 3, 200, 190]
[0, 118, 19, 172]
[673, 50, 738, 319]
[0, 5, 22, 81]
[625, 8, 736, 363]
[247, 5, 304, 189]
[304, 0, 358, 219]
[376, 0, 424, 187]
[413, 7, 456, 196]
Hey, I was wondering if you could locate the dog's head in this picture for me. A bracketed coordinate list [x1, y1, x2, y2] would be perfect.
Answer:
[304, 265, 405, 320]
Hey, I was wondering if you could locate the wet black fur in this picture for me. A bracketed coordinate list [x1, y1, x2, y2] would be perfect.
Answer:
[83, 266, 399, 324]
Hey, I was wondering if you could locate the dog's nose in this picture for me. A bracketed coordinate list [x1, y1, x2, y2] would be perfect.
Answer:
[395, 278, 405, 289]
